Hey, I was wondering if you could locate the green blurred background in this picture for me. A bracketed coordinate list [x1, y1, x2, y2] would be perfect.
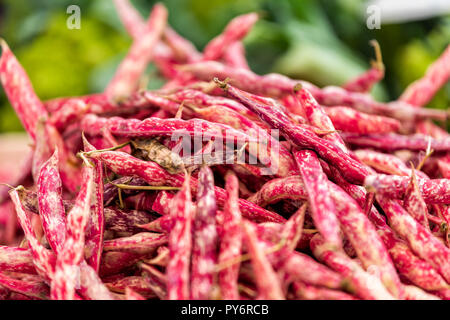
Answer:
[0, 0, 449, 133]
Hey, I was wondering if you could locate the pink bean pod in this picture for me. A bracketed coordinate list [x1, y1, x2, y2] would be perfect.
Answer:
[113, 0, 146, 39]
[404, 169, 429, 229]
[105, 4, 168, 101]
[185, 104, 297, 177]
[191, 166, 218, 300]
[327, 181, 403, 298]
[0, 40, 48, 141]
[0, 272, 49, 300]
[343, 40, 384, 93]
[325, 106, 401, 134]
[82, 140, 106, 270]
[103, 232, 167, 255]
[294, 150, 342, 249]
[246, 176, 307, 207]
[48, 99, 88, 130]
[376, 196, 450, 283]
[279, 251, 345, 290]
[343, 133, 450, 152]
[377, 227, 449, 291]
[106, 276, 157, 299]
[0, 246, 36, 274]
[202, 13, 258, 61]
[77, 262, 115, 300]
[223, 41, 250, 70]
[217, 172, 242, 300]
[365, 174, 450, 204]
[310, 234, 395, 300]
[180, 61, 446, 121]
[51, 164, 94, 300]
[9, 188, 56, 281]
[81, 114, 257, 144]
[294, 85, 346, 150]
[166, 175, 193, 300]
[217, 80, 370, 184]
[242, 220, 285, 300]
[37, 150, 67, 254]
[399, 45, 450, 107]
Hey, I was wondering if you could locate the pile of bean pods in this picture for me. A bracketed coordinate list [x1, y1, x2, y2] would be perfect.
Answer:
[0, 1, 449, 300]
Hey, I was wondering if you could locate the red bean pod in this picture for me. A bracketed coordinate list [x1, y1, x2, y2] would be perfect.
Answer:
[325, 106, 401, 134]
[191, 166, 218, 300]
[0, 40, 47, 141]
[404, 169, 429, 229]
[217, 80, 370, 184]
[223, 41, 250, 70]
[202, 13, 258, 61]
[310, 234, 395, 300]
[294, 150, 342, 249]
[0, 246, 36, 274]
[103, 232, 167, 255]
[365, 174, 450, 204]
[105, 4, 168, 101]
[376, 196, 450, 283]
[327, 181, 404, 298]
[37, 150, 67, 254]
[343, 133, 450, 152]
[217, 172, 242, 300]
[9, 188, 56, 281]
[399, 45, 450, 107]
[166, 175, 193, 300]
[242, 220, 284, 300]
[343, 40, 384, 93]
